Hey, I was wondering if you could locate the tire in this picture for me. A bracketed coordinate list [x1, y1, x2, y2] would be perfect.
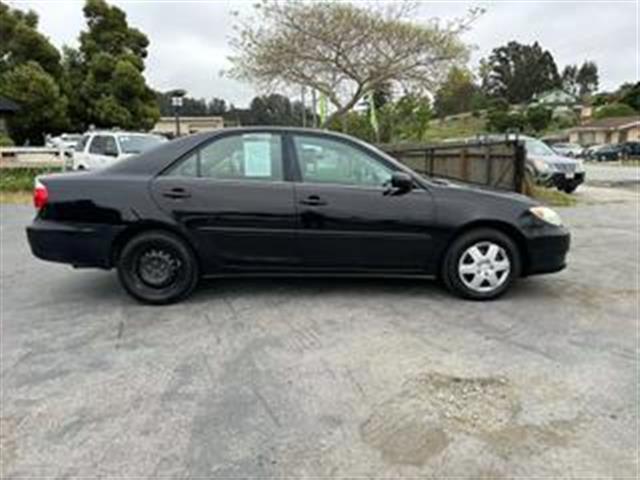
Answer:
[441, 228, 521, 301]
[562, 184, 578, 194]
[117, 230, 199, 305]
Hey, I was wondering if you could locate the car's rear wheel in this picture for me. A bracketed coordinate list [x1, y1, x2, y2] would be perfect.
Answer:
[442, 228, 521, 300]
[117, 230, 199, 305]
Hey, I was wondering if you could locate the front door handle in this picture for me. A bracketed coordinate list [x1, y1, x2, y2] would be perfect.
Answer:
[300, 195, 327, 206]
[162, 187, 191, 199]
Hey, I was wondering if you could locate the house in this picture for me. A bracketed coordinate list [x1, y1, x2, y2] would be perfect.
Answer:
[0, 96, 19, 137]
[153, 116, 224, 137]
[532, 88, 579, 107]
[568, 116, 640, 146]
[530, 88, 581, 120]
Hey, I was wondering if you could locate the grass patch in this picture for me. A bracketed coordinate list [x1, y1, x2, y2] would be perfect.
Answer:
[423, 116, 486, 142]
[0, 166, 62, 192]
[0, 190, 31, 204]
[529, 185, 577, 207]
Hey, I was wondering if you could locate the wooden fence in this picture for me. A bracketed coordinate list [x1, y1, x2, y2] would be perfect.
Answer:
[380, 139, 526, 193]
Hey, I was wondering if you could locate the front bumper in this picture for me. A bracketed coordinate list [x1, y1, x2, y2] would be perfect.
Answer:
[26, 219, 122, 269]
[524, 225, 571, 276]
[540, 172, 585, 190]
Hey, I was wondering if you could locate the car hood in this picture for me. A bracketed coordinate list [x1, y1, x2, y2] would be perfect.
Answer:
[428, 177, 537, 207]
[529, 153, 578, 165]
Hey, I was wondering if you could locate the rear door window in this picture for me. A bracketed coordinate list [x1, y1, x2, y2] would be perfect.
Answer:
[166, 133, 284, 182]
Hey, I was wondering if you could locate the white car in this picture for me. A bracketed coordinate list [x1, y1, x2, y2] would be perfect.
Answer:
[73, 131, 167, 170]
[46, 133, 84, 150]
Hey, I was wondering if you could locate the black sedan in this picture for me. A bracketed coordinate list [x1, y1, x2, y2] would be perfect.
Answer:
[27, 128, 570, 304]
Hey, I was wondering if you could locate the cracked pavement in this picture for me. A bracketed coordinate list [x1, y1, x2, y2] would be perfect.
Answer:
[1, 184, 638, 477]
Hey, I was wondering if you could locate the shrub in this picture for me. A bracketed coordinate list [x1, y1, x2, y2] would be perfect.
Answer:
[0, 134, 15, 147]
[0, 166, 62, 192]
[594, 102, 636, 119]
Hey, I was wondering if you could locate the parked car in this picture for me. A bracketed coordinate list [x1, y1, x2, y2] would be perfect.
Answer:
[46, 133, 83, 150]
[550, 142, 583, 158]
[72, 131, 167, 170]
[621, 141, 640, 158]
[462, 135, 585, 193]
[592, 144, 623, 162]
[520, 136, 585, 193]
[27, 128, 570, 304]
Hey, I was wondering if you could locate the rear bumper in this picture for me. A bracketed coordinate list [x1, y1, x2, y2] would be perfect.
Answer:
[26, 219, 122, 269]
[524, 226, 570, 276]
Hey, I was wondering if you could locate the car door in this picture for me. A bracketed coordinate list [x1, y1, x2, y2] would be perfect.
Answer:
[290, 133, 436, 271]
[150, 131, 299, 272]
[87, 134, 119, 169]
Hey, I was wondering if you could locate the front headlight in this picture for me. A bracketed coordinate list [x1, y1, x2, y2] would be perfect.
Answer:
[532, 158, 551, 173]
[530, 206, 563, 227]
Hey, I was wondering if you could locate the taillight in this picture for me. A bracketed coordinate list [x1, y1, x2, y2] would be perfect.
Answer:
[34, 178, 48, 210]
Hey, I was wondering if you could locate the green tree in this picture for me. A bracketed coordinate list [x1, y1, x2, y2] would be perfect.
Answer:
[0, 2, 63, 79]
[65, 0, 159, 130]
[0, 62, 68, 144]
[525, 106, 552, 132]
[229, 1, 478, 127]
[593, 102, 637, 119]
[481, 41, 561, 103]
[617, 82, 640, 111]
[434, 66, 483, 117]
[576, 61, 598, 97]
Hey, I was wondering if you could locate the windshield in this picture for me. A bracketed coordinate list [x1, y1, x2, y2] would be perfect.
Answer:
[525, 139, 556, 156]
[118, 135, 165, 154]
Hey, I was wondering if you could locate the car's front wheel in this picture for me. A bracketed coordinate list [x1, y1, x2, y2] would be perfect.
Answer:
[117, 230, 199, 305]
[442, 228, 521, 300]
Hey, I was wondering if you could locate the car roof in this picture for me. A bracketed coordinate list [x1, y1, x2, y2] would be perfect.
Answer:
[103, 127, 392, 176]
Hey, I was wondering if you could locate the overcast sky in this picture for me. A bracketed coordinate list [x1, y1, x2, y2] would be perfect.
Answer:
[8, 0, 640, 107]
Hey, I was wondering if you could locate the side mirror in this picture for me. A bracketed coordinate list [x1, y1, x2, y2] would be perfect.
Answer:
[389, 171, 413, 194]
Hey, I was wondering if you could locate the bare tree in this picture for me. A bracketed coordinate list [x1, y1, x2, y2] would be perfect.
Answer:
[227, 1, 480, 127]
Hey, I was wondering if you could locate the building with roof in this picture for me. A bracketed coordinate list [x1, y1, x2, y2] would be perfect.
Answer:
[568, 116, 640, 146]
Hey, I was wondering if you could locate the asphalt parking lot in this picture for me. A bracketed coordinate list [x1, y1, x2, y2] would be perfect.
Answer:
[1, 185, 638, 477]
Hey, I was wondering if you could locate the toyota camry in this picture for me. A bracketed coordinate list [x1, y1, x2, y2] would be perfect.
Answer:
[27, 127, 570, 304]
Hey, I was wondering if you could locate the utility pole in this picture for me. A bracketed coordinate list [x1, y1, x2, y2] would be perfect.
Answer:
[311, 89, 317, 128]
[301, 85, 306, 128]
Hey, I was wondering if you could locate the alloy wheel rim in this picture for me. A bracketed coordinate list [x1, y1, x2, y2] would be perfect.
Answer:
[458, 241, 511, 293]
[137, 248, 182, 288]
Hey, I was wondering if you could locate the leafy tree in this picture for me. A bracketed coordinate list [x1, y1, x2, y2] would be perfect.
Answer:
[561, 64, 579, 95]
[593, 102, 637, 119]
[525, 106, 552, 132]
[0, 2, 63, 79]
[247, 93, 296, 125]
[617, 82, 640, 111]
[576, 61, 598, 97]
[65, 0, 159, 130]
[481, 41, 561, 103]
[208, 97, 227, 115]
[0, 62, 68, 144]
[434, 66, 483, 117]
[228, 1, 477, 126]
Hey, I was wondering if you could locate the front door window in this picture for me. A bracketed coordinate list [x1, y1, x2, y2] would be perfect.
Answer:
[292, 135, 392, 187]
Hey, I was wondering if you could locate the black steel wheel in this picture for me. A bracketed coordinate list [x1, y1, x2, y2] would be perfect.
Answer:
[117, 230, 199, 304]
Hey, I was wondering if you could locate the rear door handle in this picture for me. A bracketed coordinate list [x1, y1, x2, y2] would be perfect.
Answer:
[300, 195, 327, 206]
[162, 187, 191, 199]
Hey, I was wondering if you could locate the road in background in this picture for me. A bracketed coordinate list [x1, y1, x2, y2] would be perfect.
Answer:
[1, 187, 638, 478]
[584, 162, 639, 186]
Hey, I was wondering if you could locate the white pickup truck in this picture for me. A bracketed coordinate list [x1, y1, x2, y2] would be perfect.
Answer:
[73, 131, 167, 170]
